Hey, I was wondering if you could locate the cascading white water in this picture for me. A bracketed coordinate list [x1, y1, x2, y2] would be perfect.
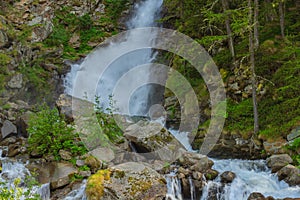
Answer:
[167, 159, 300, 200]
[0, 149, 51, 200]
[200, 159, 300, 200]
[166, 172, 184, 200]
[64, 0, 164, 116]
[63, 180, 87, 200]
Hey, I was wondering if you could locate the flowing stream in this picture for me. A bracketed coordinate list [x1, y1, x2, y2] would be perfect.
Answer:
[0, 148, 51, 200]
[200, 159, 300, 200]
[63, 0, 300, 200]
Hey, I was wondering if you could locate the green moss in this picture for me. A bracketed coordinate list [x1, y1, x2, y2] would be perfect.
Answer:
[86, 169, 111, 200]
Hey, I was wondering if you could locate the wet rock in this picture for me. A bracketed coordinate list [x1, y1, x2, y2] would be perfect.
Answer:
[178, 151, 214, 171]
[205, 169, 219, 180]
[86, 162, 167, 200]
[266, 154, 293, 173]
[1, 120, 17, 139]
[59, 149, 72, 161]
[220, 171, 236, 183]
[7, 74, 23, 89]
[50, 162, 78, 190]
[247, 192, 266, 200]
[7, 143, 21, 157]
[277, 164, 300, 186]
[0, 136, 17, 146]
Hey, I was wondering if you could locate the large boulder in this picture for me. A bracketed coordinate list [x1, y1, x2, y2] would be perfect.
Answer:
[266, 154, 293, 173]
[124, 120, 185, 162]
[86, 162, 167, 200]
[1, 120, 17, 140]
[277, 164, 300, 186]
[50, 162, 78, 190]
[89, 147, 115, 163]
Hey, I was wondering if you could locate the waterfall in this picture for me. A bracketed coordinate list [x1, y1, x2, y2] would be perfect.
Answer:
[166, 172, 183, 200]
[64, 0, 164, 116]
[64, 180, 87, 200]
[0, 155, 51, 200]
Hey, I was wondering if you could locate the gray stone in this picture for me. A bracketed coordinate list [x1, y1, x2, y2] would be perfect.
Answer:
[277, 164, 300, 186]
[287, 127, 300, 141]
[266, 154, 293, 173]
[0, 30, 8, 48]
[90, 147, 115, 163]
[1, 120, 17, 139]
[124, 121, 184, 162]
[78, 170, 91, 178]
[28, 16, 42, 26]
[50, 162, 78, 189]
[76, 159, 85, 167]
[221, 171, 236, 183]
[8, 74, 23, 89]
[59, 149, 72, 161]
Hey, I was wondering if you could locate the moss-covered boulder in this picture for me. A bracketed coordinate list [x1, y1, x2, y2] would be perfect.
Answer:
[124, 120, 185, 162]
[86, 162, 167, 200]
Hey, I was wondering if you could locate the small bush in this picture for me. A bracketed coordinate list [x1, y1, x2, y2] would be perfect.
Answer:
[27, 105, 87, 160]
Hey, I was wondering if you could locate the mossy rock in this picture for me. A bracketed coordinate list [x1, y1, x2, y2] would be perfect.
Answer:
[84, 155, 102, 173]
[86, 169, 111, 200]
[85, 162, 167, 200]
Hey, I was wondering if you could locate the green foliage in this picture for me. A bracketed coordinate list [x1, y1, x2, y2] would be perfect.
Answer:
[287, 138, 300, 167]
[18, 65, 48, 91]
[27, 105, 87, 160]
[225, 99, 254, 133]
[95, 96, 123, 142]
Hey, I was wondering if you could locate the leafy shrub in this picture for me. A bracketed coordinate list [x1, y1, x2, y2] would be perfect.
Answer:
[95, 96, 123, 142]
[27, 105, 87, 160]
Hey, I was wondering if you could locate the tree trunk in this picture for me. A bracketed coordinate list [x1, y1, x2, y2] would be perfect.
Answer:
[279, 0, 285, 38]
[254, 0, 259, 49]
[221, 0, 236, 61]
[248, 0, 259, 135]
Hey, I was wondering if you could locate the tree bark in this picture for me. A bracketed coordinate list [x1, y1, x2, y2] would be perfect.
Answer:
[279, 0, 285, 38]
[221, 0, 235, 61]
[254, 0, 259, 49]
[248, 0, 259, 135]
